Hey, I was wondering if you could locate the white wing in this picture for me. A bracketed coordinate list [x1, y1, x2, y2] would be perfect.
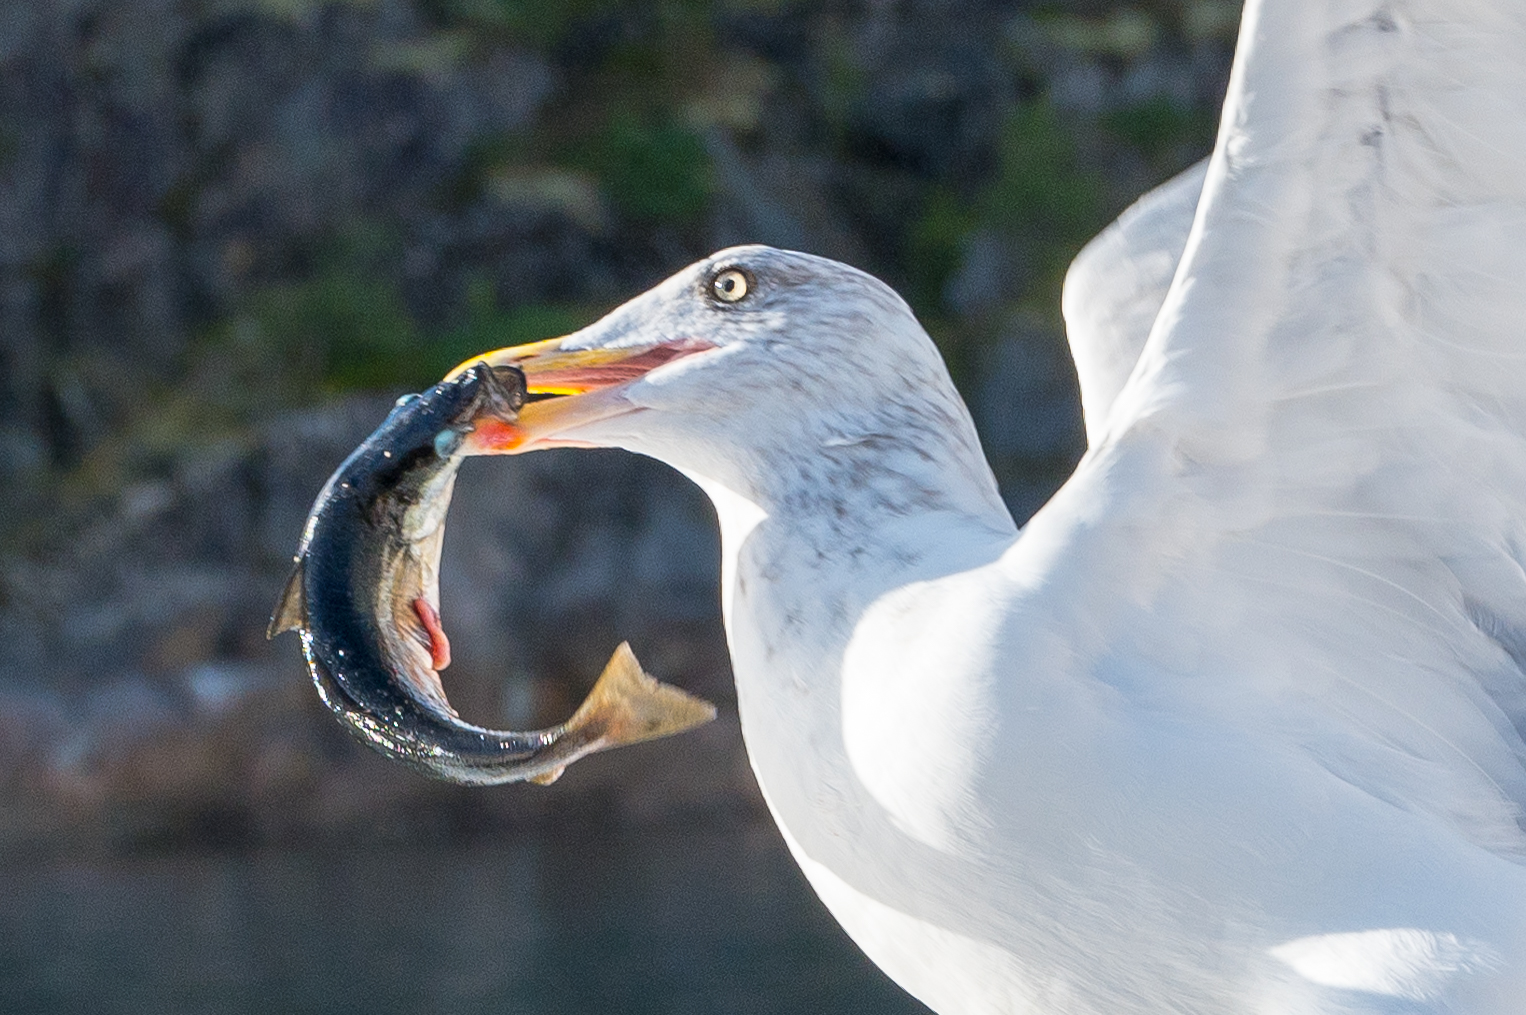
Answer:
[794, 4, 1526, 1006]
[1091, 0, 1526, 857]
[823, 2, 1526, 1006]
[1061, 159, 1206, 447]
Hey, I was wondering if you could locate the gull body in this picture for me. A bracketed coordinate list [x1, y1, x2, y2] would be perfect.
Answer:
[453, 0, 1526, 1010]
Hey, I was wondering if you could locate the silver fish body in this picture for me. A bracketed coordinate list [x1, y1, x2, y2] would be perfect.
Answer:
[268, 364, 715, 786]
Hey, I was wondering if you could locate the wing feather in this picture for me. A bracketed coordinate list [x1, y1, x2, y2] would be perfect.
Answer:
[1088, 0, 1526, 857]
[1062, 160, 1206, 447]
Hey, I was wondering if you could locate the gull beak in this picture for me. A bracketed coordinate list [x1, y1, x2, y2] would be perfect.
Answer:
[447, 335, 713, 453]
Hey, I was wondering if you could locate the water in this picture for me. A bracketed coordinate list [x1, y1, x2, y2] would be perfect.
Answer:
[0, 819, 932, 1015]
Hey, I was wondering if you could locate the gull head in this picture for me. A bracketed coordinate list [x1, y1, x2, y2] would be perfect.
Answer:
[450, 245, 998, 516]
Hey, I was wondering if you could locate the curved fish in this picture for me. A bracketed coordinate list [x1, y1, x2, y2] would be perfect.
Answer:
[267, 363, 716, 786]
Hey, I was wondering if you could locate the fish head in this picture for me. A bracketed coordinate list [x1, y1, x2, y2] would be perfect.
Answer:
[415, 363, 528, 459]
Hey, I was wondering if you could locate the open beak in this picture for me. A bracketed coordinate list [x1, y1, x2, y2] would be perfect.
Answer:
[447, 335, 713, 453]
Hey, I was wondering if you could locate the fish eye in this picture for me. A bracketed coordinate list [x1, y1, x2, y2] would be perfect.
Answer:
[711, 268, 750, 303]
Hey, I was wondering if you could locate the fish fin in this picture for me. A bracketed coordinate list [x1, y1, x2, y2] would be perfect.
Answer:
[412, 597, 453, 671]
[567, 642, 717, 747]
[267, 558, 308, 639]
[527, 766, 565, 786]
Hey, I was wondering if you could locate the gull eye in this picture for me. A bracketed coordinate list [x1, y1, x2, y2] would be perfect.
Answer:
[712, 268, 750, 303]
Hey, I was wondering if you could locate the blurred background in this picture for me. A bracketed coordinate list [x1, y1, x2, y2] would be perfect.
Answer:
[0, 0, 1235, 1010]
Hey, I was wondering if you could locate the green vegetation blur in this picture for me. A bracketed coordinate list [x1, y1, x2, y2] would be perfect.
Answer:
[2, 1, 1233, 517]
[214, 0, 1228, 394]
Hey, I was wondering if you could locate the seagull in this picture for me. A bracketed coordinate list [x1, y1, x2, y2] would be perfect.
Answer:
[445, 0, 1526, 1010]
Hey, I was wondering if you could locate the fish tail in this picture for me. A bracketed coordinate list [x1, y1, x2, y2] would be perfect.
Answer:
[566, 642, 716, 748]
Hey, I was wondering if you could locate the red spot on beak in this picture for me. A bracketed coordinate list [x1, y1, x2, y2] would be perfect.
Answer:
[467, 419, 526, 452]
[413, 598, 452, 671]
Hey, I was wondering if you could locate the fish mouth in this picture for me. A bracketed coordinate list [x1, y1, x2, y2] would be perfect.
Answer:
[446, 336, 715, 453]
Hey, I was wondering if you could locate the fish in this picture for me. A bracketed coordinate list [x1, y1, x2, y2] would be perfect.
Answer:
[267, 362, 716, 786]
